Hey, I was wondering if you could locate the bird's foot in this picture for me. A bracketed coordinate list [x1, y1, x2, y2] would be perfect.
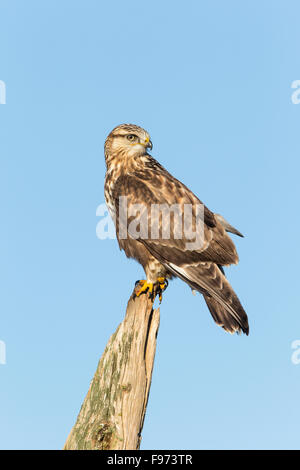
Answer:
[134, 277, 168, 303]
[157, 277, 168, 303]
[135, 280, 154, 297]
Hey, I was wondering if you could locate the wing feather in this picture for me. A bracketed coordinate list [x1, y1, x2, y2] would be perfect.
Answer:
[112, 169, 238, 266]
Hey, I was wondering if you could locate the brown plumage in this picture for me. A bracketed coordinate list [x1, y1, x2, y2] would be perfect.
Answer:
[104, 123, 249, 335]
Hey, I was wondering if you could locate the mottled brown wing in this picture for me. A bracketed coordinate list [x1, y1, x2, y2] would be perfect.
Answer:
[112, 171, 239, 267]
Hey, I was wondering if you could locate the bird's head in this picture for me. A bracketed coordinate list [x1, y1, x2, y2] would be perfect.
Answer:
[105, 124, 153, 164]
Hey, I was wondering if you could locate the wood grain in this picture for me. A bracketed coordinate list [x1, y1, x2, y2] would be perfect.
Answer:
[64, 289, 160, 450]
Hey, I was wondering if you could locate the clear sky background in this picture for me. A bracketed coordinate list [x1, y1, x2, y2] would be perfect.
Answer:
[1, 0, 300, 450]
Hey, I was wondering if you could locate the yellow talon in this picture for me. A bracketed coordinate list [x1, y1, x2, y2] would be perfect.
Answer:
[136, 280, 154, 297]
[157, 277, 168, 291]
[135, 277, 168, 303]
[157, 277, 168, 303]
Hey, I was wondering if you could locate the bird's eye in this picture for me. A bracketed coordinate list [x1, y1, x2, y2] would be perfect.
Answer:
[127, 134, 137, 142]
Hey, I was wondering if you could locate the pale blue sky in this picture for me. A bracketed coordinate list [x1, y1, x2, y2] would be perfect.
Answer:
[1, 0, 300, 450]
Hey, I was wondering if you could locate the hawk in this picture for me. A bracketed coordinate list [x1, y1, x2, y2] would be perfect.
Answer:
[104, 124, 249, 335]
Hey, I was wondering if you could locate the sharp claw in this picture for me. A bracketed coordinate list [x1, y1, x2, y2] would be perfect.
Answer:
[134, 277, 168, 302]
[135, 280, 154, 297]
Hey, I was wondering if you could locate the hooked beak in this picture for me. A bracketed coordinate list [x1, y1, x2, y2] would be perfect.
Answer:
[144, 137, 153, 151]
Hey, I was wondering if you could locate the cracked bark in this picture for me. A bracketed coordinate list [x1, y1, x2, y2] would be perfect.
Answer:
[63, 287, 160, 450]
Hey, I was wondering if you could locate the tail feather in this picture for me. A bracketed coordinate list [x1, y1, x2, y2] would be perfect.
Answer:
[203, 293, 248, 335]
[167, 261, 249, 335]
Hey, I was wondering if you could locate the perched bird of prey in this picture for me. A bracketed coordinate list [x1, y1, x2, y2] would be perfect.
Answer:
[104, 124, 249, 335]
